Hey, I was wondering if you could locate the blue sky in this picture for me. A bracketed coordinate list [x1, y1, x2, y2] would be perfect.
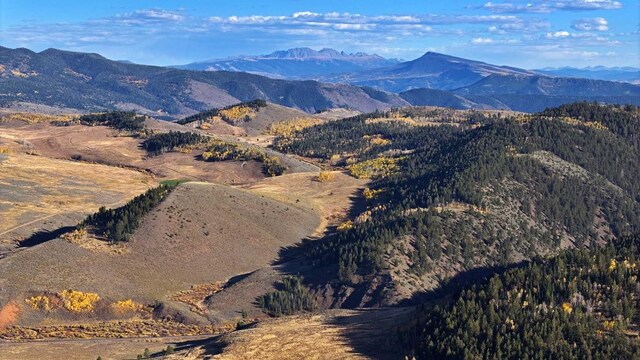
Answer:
[0, 0, 638, 68]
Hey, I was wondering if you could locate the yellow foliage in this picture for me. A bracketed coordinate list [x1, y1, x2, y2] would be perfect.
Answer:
[110, 299, 143, 313]
[561, 302, 573, 314]
[202, 151, 213, 160]
[316, 171, 335, 182]
[608, 259, 617, 271]
[584, 121, 608, 131]
[348, 157, 399, 179]
[26, 295, 53, 312]
[61, 228, 88, 244]
[0, 147, 12, 154]
[337, 220, 354, 231]
[266, 117, 323, 136]
[1, 112, 76, 124]
[363, 187, 383, 200]
[219, 106, 256, 123]
[59, 290, 100, 312]
[505, 318, 516, 330]
[559, 116, 608, 131]
[365, 115, 416, 125]
[603, 320, 616, 330]
[370, 137, 391, 146]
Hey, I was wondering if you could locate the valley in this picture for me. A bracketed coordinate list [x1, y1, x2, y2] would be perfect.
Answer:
[0, 100, 638, 360]
[0, 8, 639, 354]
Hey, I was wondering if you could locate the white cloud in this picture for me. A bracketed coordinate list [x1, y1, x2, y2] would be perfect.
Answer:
[571, 17, 609, 31]
[546, 30, 571, 38]
[481, 0, 622, 13]
[115, 9, 185, 24]
[472, 37, 494, 44]
[208, 12, 526, 28]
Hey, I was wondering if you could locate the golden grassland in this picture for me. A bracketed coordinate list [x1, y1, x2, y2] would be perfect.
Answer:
[0, 319, 232, 340]
[0, 153, 155, 237]
[183, 308, 413, 360]
[245, 171, 367, 237]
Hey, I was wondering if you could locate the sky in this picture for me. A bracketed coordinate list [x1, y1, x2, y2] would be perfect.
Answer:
[0, 0, 638, 68]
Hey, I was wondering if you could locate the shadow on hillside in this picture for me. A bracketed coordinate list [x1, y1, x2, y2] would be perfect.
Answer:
[270, 191, 365, 270]
[18, 226, 75, 248]
[396, 261, 527, 306]
[248, 183, 528, 358]
[148, 336, 224, 358]
[320, 262, 527, 360]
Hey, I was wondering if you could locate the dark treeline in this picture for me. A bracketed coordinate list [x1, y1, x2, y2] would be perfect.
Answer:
[82, 184, 176, 242]
[258, 276, 317, 317]
[176, 99, 267, 125]
[79, 111, 146, 131]
[142, 131, 208, 155]
[539, 102, 640, 150]
[275, 104, 640, 290]
[397, 235, 640, 359]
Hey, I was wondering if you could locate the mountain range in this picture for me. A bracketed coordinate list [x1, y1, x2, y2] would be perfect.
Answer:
[536, 66, 640, 83]
[0, 46, 407, 118]
[324, 51, 537, 92]
[1, 46, 639, 116]
[174, 47, 399, 79]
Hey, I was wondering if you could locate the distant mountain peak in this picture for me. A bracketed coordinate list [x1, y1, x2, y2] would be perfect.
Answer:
[264, 47, 383, 60]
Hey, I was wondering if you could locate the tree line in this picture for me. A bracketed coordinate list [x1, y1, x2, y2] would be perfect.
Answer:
[82, 184, 177, 242]
[142, 131, 208, 155]
[79, 111, 146, 131]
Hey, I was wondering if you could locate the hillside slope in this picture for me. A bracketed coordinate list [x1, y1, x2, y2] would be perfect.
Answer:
[179, 101, 317, 137]
[272, 103, 640, 307]
[397, 235, 640, 359]
[0, 182, 320, 326]
[0, 47, 408, 118]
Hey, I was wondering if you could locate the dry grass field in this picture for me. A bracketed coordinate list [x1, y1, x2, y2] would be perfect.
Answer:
[0, 308, 412, 359]
[245, 171, 368, 236]
[0, 153, 155, 243]
[175, 308, 413, 360]
[0, 111, 376, 357]
[0, 182, 320, 328]
[0, 334, 213, 360]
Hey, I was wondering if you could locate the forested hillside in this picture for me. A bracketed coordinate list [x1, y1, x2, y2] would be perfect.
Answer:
[273, 103, 640, 307]
[397, 235, 640, 359]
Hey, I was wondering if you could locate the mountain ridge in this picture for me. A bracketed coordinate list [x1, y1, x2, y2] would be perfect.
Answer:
[174, 47, 399, 79]
[0, 46, 408, 118]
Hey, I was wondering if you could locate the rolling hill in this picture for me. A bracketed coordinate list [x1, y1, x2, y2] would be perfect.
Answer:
[0, 182, 320, 326]
[175, 47, 399, 79]
[0, 46, 408, 118]
[271, 103, 640, 307]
